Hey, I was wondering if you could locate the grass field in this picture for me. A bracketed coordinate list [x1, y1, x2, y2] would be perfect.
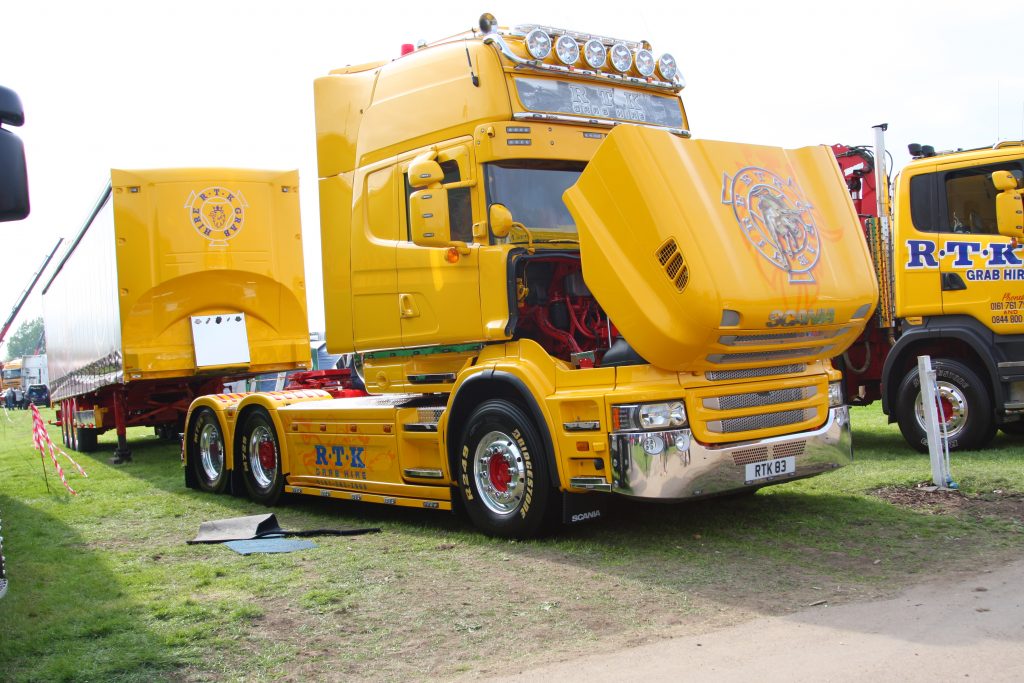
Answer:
[0, 404, 1021, 681]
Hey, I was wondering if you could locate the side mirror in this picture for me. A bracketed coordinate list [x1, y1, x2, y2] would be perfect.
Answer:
[408, 154, 444, 189]
[409, 186, 453, 247]
[993, 170, 1024, 239]
[489, 203, 513, 238]
[0, 85, 30, 222]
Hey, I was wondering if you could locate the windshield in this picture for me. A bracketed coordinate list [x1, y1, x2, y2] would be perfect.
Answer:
[486, 160, 585, 235]
[2, 369, 21, 380]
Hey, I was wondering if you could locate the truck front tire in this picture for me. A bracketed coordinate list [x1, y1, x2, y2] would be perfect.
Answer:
[895, 359, 994, 452]
[239, 409, 284, 505]
[188, 408, 227, 494]
[457, 399, 553, 539]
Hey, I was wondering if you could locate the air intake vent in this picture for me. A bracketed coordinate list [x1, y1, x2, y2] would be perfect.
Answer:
[655, 238, 689, 292]
[705, 364, 806, 381]
[707, 408, 814, 434]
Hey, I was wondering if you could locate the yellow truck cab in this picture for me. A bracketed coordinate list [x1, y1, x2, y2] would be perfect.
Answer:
[185, 15, 878, 537]
[0, 358, 21, 392]
[834, 130, 1024, 451]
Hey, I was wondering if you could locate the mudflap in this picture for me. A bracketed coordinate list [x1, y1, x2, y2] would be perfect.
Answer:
[562, 491, 609, 526]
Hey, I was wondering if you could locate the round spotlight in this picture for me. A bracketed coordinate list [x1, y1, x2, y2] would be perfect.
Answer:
[583, 39, 607, 69]
[555, 35, 580, 65]
[610, 42, 632, 72]
[478, 13, 498, 34]
[635, 49, 655, 77]
[657, 53, 678, 81]
[525, 29, 552, 60]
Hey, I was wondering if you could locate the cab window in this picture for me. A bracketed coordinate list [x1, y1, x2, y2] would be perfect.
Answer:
[941, 162, 1024, 235]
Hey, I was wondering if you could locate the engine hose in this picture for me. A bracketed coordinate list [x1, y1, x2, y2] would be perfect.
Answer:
[842, 341, 872, 375]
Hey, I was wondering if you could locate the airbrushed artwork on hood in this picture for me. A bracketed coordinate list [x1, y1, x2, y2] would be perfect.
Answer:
[722, 166, 821, 284]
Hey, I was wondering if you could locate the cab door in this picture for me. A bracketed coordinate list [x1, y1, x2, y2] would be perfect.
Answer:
[397, 142, 484, 346]
[935, 159, 1024, 332]
[350, 163, 403, 350]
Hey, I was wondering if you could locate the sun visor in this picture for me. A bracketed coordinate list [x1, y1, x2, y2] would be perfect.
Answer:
[563, 126, 877, 372]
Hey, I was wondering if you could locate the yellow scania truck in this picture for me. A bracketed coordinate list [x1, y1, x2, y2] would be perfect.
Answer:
[833, 127, 1024, 451]
[184, 15, 879, 537]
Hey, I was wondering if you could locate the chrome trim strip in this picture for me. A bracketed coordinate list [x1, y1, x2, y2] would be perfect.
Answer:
[564, 420, 601, 432]
[569, 476, 613, 491]
[610, 407, 851, 500]
[512, 111, 690, 137]
[403, 468, 444, 479]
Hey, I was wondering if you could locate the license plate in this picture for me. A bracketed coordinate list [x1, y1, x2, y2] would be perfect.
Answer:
[745, 456, 796, 482]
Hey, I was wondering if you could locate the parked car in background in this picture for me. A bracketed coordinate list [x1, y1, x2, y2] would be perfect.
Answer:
[26, 383, 49, 407]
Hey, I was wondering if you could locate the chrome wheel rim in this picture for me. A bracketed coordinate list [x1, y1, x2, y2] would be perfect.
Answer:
[248, 425, 277, 489]
[473, 430, 526, 516]
[914, 381, 968, 439]
[198, 421, 224, 482]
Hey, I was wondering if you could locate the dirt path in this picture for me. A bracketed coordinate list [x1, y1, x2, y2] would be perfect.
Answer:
[491, 557, 1024, 682]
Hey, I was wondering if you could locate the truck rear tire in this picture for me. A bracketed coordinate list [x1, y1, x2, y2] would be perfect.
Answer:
[188, 408, 228, 494]
[895, 359, 993, 452]
[457, 399, 553, 539]
[76, 427, 98, 453]
[239, 409, 284, 505]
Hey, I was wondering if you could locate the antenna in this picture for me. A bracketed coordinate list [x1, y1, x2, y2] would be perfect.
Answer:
[996, 80, 1001, 142]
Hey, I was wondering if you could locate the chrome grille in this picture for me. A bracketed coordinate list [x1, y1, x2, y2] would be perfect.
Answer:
[707, 408, 814, 434]
[772, 441, 806, 458]
[416, 407, 445, 424]
[704, 387, 814, 411]
[707, 347, 834, 365]
[730, 440, 806, 465]
[706, 364, 806, 381]
[731, 445, 770, 465]
[718, 329, 842, 346]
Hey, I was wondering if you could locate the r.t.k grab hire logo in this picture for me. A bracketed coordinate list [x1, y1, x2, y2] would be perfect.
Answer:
[185, 186, 248, 247]
[722, 166, 821, 284]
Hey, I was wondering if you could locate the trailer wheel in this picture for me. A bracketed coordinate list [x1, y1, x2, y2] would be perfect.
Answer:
[240, 409, 284, 505]
[457, 399, 553, 539]
[895, 359, 993, 453]
[188, 408, 227, 493]
[76, 427, 98, 453]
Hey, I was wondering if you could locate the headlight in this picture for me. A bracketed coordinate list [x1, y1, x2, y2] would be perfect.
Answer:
[828, 381, 844, 408]
[634, 49, 655, 77]
[657, 53, 678, 81]
[610, 42, 632, 72]
[555, 35, 579, 65]
[613, 401, 688, 431]
[583, 39, 606, 68]
[525, 29, 552, 60]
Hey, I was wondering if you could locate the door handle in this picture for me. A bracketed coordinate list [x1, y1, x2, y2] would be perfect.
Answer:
[941, 272, 967, 291]
[399, 293, 419, 318]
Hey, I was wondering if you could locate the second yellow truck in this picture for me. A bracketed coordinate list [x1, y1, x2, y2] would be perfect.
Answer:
[184, 15, 879, 537]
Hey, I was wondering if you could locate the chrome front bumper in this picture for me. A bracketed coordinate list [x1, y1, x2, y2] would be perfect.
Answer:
[607, 406, 851, 500]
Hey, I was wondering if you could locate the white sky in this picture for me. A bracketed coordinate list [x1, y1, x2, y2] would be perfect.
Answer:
[3, 0, 1022, 355]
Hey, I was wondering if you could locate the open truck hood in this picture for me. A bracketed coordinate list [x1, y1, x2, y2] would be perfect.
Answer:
[563, 126, 878, 372]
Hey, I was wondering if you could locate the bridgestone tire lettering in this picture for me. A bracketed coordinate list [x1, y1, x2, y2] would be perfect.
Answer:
[457, 399, 553, 538]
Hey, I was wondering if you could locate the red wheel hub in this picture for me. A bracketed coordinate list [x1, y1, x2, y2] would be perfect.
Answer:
[257, 440, 276, 470]
[939, 396, 954, 422]
[488, 454, 511, 492]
